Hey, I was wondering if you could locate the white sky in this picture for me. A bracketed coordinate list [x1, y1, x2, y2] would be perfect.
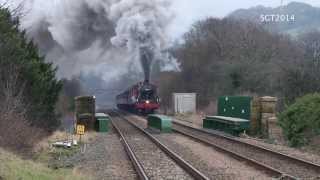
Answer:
[169, 0, 320, 38]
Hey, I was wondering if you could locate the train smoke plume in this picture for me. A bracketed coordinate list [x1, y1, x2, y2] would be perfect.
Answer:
[140, 47, 153, 82]
[109, 0, 176, 82]
[2, 0, 179, 106]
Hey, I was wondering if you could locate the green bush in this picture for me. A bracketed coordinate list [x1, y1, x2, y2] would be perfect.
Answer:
[0, 8, 62, 130]
[279, 93, 320, 147]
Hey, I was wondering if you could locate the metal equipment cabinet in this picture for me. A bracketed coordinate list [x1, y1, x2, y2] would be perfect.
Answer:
[95, 113, 109, 133]
[148, 114, 172, 133]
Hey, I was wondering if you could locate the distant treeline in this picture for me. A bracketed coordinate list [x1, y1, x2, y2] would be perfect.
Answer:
[156, 18, 320, 111]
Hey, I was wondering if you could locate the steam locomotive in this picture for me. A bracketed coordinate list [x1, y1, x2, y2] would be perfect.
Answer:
[116, 80, 160, 114]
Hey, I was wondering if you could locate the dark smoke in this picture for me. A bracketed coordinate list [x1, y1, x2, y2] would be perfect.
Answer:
[3, 0, 180, 108]
[110, 0, 180, 82]
[140, 47, 154, 81]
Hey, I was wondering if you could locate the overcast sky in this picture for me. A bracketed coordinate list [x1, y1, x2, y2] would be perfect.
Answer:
[169, 0, 320, 38]
[3, 0, 320, 40]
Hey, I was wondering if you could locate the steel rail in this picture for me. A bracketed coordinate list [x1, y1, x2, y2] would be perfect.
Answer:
[113, 110, 210, 180]
[173, 125, 294, 179]
[123, 112, 297, 179]
[111, 119, 149, 180]
[173, 120, 320, 169]
[173, 121, 320, 179]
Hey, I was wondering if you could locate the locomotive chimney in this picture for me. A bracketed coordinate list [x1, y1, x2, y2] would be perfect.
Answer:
[140, 47, 153, 83]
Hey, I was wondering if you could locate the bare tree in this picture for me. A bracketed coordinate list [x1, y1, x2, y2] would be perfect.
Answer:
[157, 17, 308, 109]
[0, 64, 44, 150]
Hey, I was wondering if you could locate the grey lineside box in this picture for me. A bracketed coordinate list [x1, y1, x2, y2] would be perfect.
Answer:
[172, 93, 197, 114]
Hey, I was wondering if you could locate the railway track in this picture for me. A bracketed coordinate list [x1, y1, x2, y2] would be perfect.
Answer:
[172, 121, 320, 180]
[110, 111, 209, 180]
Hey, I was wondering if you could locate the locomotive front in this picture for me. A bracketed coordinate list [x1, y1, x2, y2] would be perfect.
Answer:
[134, 80, 160, 114]
[116, 80, 160, 114]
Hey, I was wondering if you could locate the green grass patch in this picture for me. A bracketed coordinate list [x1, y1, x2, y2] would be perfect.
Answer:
[0, 148, 88, 180]
[50, 145, 80, 159]
[35, 142, 83, 170]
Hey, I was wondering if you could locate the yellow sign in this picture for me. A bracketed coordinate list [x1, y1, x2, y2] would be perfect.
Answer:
[76, 125, 85, 135]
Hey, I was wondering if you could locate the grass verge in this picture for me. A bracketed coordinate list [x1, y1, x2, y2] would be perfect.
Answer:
[0, 131, 98, 180]
[0, 148, 88, 180]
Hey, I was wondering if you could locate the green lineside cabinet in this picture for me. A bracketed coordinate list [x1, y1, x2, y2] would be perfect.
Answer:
[204, 96, 253, 136]
[148, 114, 172, 133]
[203, 116, 250, 136]
[218, 96, 253, 120]
[95, 113, 109, 133]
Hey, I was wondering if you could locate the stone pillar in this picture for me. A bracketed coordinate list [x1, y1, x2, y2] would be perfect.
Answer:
[268, 117, 285, 143]
[250, 97, 261, 134]
[260, 96, 279, 139]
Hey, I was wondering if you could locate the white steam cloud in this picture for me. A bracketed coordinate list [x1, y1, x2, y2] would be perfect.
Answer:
[2, 0, 179, 81]
[2, 0, 179, 107]
[109, 0, 179, 81]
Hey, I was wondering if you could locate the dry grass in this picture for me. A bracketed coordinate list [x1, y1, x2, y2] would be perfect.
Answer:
[174, 113, 205, 127]
[30, 130, 99, 180]
[34, 130, 98, 155]
[303, 135, 320, 156]
[0, 112, 46, 152]
[202, 100, 218, 115]
[33, 131, 71, 153]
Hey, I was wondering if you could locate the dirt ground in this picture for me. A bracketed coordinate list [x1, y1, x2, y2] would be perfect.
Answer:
[33, 127, 137, 180]
[58, 127, 137, 180]
[174, 113, 205, 127]
[240, 137, 320, 165]
[131, 114, 274, 179]
[158, 134, 274, 180]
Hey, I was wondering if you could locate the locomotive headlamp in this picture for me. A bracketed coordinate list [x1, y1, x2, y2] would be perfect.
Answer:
[146, 100, 150, 104]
